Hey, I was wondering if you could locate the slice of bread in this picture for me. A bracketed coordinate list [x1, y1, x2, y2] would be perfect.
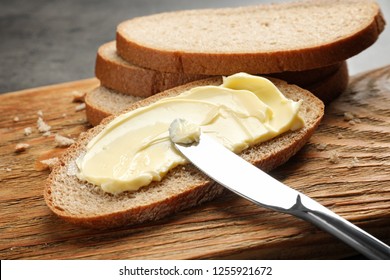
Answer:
[96, 41, 345, 97]
[116, 0, 385, 74]
[45, 77, 324, 228]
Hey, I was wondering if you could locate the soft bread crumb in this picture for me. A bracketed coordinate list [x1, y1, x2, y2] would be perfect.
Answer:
[13, 116, 19, 122]
[348, 119, 361, 125]
[40, 157, 60, 170]
[317, 143, 327, 151]
[344, 112, 361, 125]
[37, 110, 44, 117]
[37, 117, 51, 133]
[351, 118, 361, 124]
[329, 151, 340, 164]
[15, 143, 30, 153]
[75, 103, 86, 112]
[24, 127, 32, 136]
[55, 134, 75, 147]
[347, 157, 359, 169]
[344, 112, 354, 121]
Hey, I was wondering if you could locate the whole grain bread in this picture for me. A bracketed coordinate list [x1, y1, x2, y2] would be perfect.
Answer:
[45, 77, 324, 228]
[116, 0, 385, 75]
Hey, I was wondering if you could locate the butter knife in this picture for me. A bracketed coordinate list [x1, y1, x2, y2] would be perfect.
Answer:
[172, 133, 390, 260]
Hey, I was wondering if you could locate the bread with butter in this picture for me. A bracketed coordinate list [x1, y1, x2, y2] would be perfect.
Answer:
[44, 77, 324, 228]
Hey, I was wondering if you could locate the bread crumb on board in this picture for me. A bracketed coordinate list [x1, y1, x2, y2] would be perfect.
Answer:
[347, 157, 360, 169]
[15, 143, 30, 153]
[329, 151, 340, 164]
[344, 112, 361, 125]
[343, 112, 354, 121]
[55, 134, 75, 147]
[75, 103, 86, 112]
[37, 117, 51, 133]
[40, 157, 60, 171]
[316, 143, 328, 151]
[13, 116, 19, 122]
[328, 152, 360, 168]
[24, 127, 32, 136]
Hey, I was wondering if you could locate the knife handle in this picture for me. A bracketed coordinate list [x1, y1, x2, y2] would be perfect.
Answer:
[292, 194, 390, 260]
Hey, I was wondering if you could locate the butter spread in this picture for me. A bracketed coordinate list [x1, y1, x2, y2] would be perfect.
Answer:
[169, 118, 201, 144]
[76, 73, 304, 194]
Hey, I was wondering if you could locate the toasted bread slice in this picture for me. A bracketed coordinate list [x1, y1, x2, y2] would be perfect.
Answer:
[116, 0, 384, 74]
[45, 77, 324, 228]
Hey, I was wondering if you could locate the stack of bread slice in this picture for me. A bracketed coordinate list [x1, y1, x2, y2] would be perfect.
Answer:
[85, 0, 385, 126]
[44, 0, 385, 228]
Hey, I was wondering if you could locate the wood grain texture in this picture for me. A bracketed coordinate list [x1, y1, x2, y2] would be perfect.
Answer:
[0, 67, 389, 260]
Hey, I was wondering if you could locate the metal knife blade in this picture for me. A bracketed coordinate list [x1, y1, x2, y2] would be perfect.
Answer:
[172, 132, 390, 260]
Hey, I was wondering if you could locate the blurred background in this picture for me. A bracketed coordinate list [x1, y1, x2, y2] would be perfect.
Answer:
[0, 0, 389, 93]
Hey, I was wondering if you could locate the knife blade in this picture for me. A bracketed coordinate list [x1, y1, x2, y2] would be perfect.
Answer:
[172, 132, 390, 260]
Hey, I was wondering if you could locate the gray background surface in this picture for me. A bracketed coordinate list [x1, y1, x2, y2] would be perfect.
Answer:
[0, 0, 389, 93]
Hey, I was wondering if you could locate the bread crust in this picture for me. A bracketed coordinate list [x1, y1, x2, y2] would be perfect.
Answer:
[306, 61, 349, 104]
[45, 77, 324, 228]
[116, 0, 385, 74]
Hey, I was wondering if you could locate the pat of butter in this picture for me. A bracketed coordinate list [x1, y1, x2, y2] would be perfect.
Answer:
[76, 73, 304, 194]
[169, 118, 201, 144]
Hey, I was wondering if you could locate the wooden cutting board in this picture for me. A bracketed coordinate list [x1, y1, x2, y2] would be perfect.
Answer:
[1, 66, 389, 260]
